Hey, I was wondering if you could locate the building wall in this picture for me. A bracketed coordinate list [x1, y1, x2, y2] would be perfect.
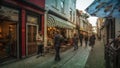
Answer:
[27, 0, 45, 8]
[45, 0, 76, 23]
[115, 18, 120, 38]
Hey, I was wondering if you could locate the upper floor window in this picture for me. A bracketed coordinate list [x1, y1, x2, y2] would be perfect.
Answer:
[73, 12, 75, 23]
[70, 8, 72, 21]
[60, 0, 65, 13]
[73, 0, 76, 8]
[55, 0, 58, 7]
[51, 0, 58, 10]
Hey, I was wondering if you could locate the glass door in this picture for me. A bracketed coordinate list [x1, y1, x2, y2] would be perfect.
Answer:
[26, 24, 38, 56]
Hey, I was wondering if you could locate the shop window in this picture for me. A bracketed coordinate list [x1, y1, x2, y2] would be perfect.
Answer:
[0, 6, 18, 60]
[51, 0, 58, 10]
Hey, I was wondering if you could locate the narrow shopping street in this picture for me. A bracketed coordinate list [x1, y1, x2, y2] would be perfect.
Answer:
[0, 39, 105, 68]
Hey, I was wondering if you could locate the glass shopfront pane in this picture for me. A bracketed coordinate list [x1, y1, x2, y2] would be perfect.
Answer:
[28, 25, 37, 42]
[0, 6, 18, 62]
[0, 22, 17, 59]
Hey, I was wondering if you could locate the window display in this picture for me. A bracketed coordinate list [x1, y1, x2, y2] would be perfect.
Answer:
[0, 6, 18, 61]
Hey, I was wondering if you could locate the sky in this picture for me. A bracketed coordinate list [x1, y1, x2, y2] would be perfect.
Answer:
[76, 0, 98, 26]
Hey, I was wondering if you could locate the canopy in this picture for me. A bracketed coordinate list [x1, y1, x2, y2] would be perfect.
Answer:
[85, 0, 120, 18]
[47, 14, 75, 29]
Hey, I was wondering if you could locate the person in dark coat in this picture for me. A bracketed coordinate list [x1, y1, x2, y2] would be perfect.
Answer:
[89, 34, 96, 49]
[73, 33, 79, 50]
[54, 31, 62, 61]
[84, 35, 89, 47]
[79, 33, 83, 46]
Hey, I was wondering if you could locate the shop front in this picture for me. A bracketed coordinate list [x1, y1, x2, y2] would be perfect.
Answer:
[0, 6, 19, 62]
[46, 14, 75, 49]
[0, 0, 45, 63]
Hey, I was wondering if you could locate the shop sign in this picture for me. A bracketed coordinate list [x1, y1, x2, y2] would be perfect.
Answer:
[0, 6, 19, 21]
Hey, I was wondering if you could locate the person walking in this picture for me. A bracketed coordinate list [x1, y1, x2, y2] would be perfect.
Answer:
[89, 34, 96, 50]
[84, 35, 89, 47]
[36, 31, 44, 58]
[73, 33, 79, 50]
[54, 31, 62, 61]
[79, 33, 83, 46]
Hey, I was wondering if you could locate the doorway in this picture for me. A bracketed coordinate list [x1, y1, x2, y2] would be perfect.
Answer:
[0, 21, 18, 62]
[26, 23, 38, 56]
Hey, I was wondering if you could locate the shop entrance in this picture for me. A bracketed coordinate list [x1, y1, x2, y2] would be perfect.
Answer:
[0, 6, 19, 62]
[0, 21, 18, 62]
[26, 23, 38, 56]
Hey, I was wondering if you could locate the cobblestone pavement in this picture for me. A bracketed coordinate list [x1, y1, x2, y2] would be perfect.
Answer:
[38, 46, 91, 68]
[0, 42, 92, 68]
[85, 40, 105, 68]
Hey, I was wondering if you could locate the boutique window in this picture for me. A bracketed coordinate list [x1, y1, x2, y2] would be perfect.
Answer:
[0, 6, 19, 60]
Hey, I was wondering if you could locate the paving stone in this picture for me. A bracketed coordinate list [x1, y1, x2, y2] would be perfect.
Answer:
[85, 40, 105, 68]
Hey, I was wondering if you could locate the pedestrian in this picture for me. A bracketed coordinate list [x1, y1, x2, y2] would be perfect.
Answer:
[73, 33, 79, 50]
[54, 31, 62, 61]
[84, 35, 88, 47]
[79, 33, 83, 46]
[36, 31, 44, 58]
[89, 34, 96, 50]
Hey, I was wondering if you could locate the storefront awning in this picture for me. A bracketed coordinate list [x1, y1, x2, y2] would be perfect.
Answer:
[47, 14, 75, 29]
[85, 0, 120, 18]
